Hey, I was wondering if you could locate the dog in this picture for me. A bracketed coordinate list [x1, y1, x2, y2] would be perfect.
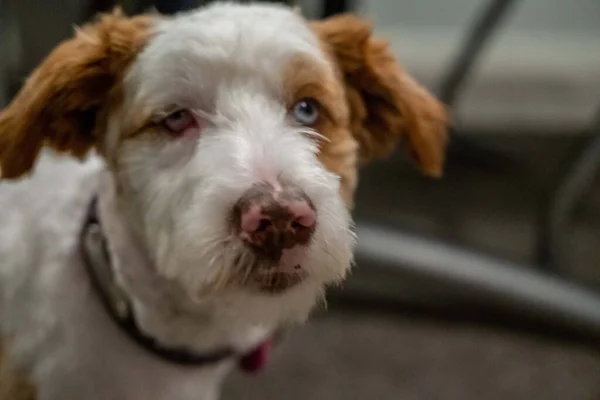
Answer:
[0, 2, 447, 399]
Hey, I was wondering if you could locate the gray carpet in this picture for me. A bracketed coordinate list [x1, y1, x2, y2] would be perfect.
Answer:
[225, 312, 600, 400]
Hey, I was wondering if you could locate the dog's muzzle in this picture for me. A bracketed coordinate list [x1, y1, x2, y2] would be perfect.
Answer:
[80, 195, 284, 371]
[231, 183, 317, 292]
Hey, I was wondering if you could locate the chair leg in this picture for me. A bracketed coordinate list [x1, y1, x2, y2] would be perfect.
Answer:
[81, 0, 118, 22]
[439, 0, 519, 175]
[322, 0, 352, 18]
[153, 0, 202, 14]
[537, 108, 600, 272]
[354, 223, 600, 346]
[438, 0, 517, 106]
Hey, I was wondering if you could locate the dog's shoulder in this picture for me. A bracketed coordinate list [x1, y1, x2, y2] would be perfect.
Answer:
[0, 150, 102, 265]
[0, 151, 228, 399]
[0, 150, 102, 370]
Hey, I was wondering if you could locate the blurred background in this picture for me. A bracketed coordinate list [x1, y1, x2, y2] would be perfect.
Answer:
[2, 0, 600, 399]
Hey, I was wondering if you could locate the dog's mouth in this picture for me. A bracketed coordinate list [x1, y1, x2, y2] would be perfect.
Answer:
[237, 246, 309, 294]
[252, 265, 307, 294]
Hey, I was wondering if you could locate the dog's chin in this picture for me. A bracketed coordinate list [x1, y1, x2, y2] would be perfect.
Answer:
[250, 267, 308, 294]
[223, 276, 327, 328]
[243, 246, 311, 294]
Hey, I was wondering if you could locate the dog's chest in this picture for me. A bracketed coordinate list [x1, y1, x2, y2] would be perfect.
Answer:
[38, 340, 231, 400]
[32, 283, 233, 400]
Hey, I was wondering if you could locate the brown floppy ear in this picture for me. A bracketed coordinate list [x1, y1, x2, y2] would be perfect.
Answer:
[0, 10, 153, 180]
[311, 14, 448, 177]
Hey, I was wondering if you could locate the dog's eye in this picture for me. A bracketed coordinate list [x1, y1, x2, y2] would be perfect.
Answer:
[161, 109, 197, 135]
[291, 98, 320, 126]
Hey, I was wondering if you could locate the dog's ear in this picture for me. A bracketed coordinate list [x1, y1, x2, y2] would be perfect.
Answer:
[0, 10, 153, 180]
[311, 15, 448, 177]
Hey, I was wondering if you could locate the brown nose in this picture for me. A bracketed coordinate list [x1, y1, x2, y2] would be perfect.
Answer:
[233, 184, 316, 259]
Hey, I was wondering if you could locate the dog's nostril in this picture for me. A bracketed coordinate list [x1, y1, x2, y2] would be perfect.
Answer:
[239, 205, 264, 234]
[256, 218, 272, 233]
[287, 201, 316, 230]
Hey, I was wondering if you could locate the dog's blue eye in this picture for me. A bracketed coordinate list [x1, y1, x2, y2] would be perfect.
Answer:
[291, 98, 320, 126]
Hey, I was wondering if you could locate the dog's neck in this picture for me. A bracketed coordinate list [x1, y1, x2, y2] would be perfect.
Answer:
[92, 172, 271, 355]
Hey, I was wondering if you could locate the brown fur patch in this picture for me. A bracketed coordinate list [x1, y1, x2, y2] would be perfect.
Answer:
[0, 9, 155, 180]
[0, 342, 36, 400]
[311, 14, 448, 178]
[283, 55, 359, 205]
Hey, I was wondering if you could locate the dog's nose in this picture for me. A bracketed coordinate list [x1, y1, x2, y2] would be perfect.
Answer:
[239, 201, 315, 235]
[233, 184, 316, 257]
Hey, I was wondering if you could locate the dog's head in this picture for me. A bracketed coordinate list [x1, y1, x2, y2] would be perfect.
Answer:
[0, 3, 446, 326]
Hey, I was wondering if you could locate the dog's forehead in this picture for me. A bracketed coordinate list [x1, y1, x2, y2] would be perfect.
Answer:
[125, 4, 327, 108]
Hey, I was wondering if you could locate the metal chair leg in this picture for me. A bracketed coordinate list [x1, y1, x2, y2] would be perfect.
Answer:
[440, 0, 519, 174]
[354, 223, 600, 346]
[537, 108, 600, 272]
[153, 0, 203, 14]
[81, 0, 118, 22]
[321, 0, 352, 18]
[438, 0, 517, 106]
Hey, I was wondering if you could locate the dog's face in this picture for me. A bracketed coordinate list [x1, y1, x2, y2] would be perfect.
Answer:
[114, 5, 357, 303]
[0, 4, 446, 325]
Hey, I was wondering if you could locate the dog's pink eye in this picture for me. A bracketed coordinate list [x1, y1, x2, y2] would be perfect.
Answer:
[162, 110, 196, 135]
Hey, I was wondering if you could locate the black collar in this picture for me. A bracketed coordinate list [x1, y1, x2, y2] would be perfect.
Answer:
[79, 196, 235, 367]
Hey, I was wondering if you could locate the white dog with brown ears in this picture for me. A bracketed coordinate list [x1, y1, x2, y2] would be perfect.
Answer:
[0, 2, 447, 399]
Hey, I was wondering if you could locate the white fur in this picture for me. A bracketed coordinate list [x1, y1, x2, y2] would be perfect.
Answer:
[0, 3, 355, 400]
